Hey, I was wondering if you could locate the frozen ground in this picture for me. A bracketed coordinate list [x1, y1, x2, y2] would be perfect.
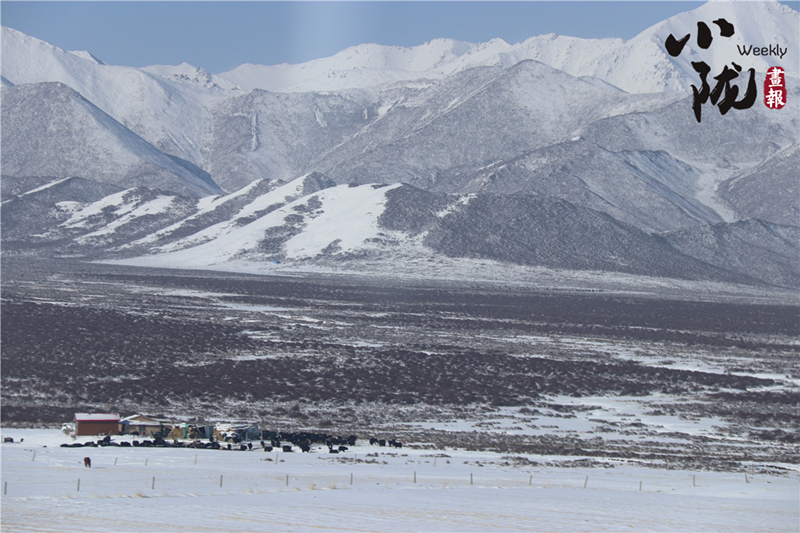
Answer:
[1, 429, 797, 532]
[3, 257, 798, 474]
[115, 249, 797, 306]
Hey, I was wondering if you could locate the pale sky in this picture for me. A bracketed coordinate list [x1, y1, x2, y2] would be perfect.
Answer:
[2, 1, 797, 73]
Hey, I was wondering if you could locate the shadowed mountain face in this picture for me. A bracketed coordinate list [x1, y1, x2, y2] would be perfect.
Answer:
[716, 144, 800, 226]
[1, 176, 124, 243]
[425, 140, 721, 233]
[662, 220, 800, 288]
[1, 83, 222, 197]
[380, 187, 754, 284]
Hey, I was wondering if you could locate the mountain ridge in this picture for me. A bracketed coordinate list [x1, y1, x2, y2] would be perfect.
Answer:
[218, 1, 798, 94]
[3, 174, 792, 289]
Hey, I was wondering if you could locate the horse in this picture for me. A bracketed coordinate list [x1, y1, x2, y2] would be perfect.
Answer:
[83, 457, 91, 468]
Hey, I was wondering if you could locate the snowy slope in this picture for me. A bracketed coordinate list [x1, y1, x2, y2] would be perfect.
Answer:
[0, 26, 236, 164]
[53, 187, 197, 248]
[139, 173, 336, 253]
[78, 180, 761, 286]
[4, 170, 795, 286]
[127, 178, 289, 249]
[63, 193, 178, 244]
[0, 83, 223, 197]
[137, 183, 401, 267]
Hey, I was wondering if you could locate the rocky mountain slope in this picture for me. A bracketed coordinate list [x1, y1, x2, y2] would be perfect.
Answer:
[1, 82, 221, 197]
[2, 174, 792, 288]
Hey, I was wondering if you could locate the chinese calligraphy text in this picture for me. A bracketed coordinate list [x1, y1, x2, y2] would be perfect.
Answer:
[665, 19, 757, 123]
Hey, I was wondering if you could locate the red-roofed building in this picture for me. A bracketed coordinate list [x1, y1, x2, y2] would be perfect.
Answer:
[74, 413, 120, 436]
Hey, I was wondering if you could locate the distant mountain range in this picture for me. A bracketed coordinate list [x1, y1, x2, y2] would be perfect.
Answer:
[1, 1, 798, 289]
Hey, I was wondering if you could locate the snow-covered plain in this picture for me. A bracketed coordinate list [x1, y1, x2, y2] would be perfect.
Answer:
[1, 429, 797, 532]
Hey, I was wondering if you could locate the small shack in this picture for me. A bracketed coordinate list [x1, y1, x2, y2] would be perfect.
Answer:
[119, 414, 172, 437]
[74, 413, 120, 436]
[215, 422, 260, 442]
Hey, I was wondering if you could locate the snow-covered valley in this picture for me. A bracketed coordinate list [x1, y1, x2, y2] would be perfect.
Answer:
[2, 428, 797, 532]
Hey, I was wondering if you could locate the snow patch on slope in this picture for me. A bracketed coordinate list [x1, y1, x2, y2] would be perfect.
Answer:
[60, 189, 137, 229]
[18, 177, 73, 197]
[129, 183, 400, 267]
[147, 177, 310, 252]
[283, 183, 401, 258]
[76, 196, 176, 242]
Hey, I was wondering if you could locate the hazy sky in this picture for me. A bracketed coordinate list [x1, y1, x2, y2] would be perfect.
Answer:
[2, 1, 798, 74]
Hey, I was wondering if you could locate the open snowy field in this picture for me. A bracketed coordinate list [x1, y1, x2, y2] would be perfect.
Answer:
[1, 429, 797, 532]
[2, 429, 800, 532]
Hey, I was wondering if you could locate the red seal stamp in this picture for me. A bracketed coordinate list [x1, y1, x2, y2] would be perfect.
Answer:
[764, 67, 786, 110]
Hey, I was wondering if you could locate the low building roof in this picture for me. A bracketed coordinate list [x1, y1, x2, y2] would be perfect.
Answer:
[74, 413, 120, 422]
[122, 414, 155, 422]
[121, 420, 164, 427]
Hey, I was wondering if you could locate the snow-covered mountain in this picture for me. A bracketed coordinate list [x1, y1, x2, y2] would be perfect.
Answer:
[634, 0, 799, 92]
[1, 1, 797, 287]
[0, 26, 236, 164]
[220, 1, 798, 94]
[1, 82, 222, 197]
[4, 174, 792, 287]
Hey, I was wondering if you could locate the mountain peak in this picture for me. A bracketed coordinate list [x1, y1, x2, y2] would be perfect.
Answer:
[68, 50, 105, 65]
[634, 0, 799, 81]
[140, 62, 241, 91]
